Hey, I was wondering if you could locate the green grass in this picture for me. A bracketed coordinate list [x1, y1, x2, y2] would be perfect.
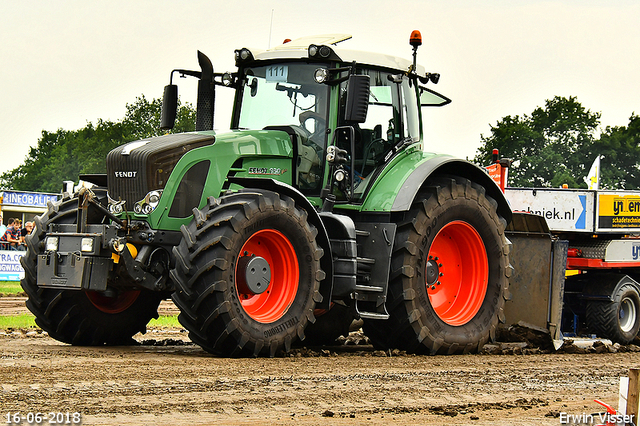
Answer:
[0, 313, 180, 330]
[0, 281, 24, 296]
[0, 280, 182, 330]
[148, 315, 181, 328]
[0, 313, 37, 329]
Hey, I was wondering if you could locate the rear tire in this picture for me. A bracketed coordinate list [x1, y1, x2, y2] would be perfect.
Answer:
[20, 194, 162, 345]
[170, 190, 324, 357]
[586, 280, 640, 344]
[363, 177, 512, 354]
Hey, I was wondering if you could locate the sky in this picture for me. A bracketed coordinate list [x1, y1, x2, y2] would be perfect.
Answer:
[1, 0, 639, 179]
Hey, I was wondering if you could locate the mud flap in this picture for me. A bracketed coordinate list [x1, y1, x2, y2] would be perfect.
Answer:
[505, 213, 568, 349]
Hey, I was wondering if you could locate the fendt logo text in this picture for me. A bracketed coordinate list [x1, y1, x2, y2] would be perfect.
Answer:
[114, 171, 138, 178]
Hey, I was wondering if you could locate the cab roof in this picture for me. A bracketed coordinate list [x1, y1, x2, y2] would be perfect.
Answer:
[245, 34, 426, 75]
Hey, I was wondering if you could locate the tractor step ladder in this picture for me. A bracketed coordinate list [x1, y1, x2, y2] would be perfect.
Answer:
[353, 282, 390, 320]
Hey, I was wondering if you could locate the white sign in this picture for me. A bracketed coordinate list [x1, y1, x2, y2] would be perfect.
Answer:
[265, 65, 288, 82]
[505, 188, 595, 233]
[0, 250, 25, 281]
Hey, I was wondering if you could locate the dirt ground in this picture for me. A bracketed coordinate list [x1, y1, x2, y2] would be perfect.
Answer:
[1, 297, 639, 425]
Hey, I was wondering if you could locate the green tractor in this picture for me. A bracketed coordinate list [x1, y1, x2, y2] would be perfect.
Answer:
[21, 32, 513, 356]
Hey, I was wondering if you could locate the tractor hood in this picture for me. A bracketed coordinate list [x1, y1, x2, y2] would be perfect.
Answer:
[106, 132, 216, 211]
[105, 128, 296, 230]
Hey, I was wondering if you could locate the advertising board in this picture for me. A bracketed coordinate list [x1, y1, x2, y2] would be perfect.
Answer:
[597, 191, 640, 232]
[505, 188, 640, 234]
[0, 250, 25, 281]
[505, 188, 595, 233]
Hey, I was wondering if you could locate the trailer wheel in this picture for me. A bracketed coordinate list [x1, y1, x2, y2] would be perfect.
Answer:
[20, 194, 162, 345]
[170, 190, 324, 357]
[363, 177, 512, 354]
[586, 279, 640, 345]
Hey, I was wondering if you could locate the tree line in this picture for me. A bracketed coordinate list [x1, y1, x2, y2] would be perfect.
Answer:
[1, 96, 196, 193]
[473, 96, 640, 189]
[3, 94, 639, 192]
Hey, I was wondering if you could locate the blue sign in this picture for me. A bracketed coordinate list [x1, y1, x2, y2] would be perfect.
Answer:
[2, 191, 58, 207]
[0, 250, 25, 281]
[575, 195, 587, 229]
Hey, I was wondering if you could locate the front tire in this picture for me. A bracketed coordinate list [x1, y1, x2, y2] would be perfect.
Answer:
[363, 177, 512, 354]
[20, 194, 162, 345]
[170, 190, 324, 357]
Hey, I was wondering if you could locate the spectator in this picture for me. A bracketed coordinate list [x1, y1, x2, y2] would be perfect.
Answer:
[20, 221, 33, 248]
[1, 218, 22, 250]
[14, 220, 26, 251]
[0, 217, 5, 250]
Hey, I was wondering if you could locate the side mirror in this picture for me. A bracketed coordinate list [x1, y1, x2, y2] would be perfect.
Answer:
[160, 84, 178, 130]
[249, 78, 258, 97]
[344, 74, 370, 123]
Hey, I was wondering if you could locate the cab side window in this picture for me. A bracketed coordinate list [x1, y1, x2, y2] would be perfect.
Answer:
[338, 70, 403, 191]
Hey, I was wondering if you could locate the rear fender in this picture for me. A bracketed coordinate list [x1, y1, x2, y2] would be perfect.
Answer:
[389, 155, 512, 222]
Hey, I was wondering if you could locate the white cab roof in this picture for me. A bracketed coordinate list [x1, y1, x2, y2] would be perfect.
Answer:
[249, 35, 426, 74]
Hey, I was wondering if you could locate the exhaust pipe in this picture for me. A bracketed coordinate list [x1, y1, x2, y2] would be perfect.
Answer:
[196, 51, 214, 131]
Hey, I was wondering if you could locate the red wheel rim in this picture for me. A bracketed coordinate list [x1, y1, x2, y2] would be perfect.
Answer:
[236, 229, 299, 323]
[86, 290, 140, 314]
[426, 221, 488, 326]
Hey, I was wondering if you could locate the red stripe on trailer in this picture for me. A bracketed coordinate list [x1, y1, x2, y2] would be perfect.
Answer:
[566, 257, 640, 269]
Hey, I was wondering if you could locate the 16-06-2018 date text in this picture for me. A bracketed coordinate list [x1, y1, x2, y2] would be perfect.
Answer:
[5, 412, 82, 425]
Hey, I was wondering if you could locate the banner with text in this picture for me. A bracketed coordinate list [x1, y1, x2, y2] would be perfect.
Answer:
[1, 190, 58, 207]
[0, 250, 25, 281]
[598, 192, 640, 231]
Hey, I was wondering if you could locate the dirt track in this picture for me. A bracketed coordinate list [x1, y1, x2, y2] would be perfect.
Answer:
[1, 298, 639, 425]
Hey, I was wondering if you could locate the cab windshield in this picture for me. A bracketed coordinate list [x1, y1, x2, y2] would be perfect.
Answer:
[235, 62, 330, 192]
[236, 62, 329, 137]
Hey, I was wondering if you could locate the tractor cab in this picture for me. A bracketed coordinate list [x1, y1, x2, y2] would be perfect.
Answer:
[231, 36, 450, 204]
[162, 33, 451, 205]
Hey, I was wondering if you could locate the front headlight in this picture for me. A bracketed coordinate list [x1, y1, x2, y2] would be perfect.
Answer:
[107, 193, 126, 215]
[45, 237, 59, 251]
[234, 48, 254, 65]
[80, 237, 94, 252]
[314, 68, 329, 84]
[134, 190, 163, 215]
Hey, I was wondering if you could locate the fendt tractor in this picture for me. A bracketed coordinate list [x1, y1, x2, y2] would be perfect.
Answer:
[21, 32, 513, 357]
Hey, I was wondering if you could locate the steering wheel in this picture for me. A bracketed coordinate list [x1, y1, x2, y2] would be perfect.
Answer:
[298, 111, 326, 138]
